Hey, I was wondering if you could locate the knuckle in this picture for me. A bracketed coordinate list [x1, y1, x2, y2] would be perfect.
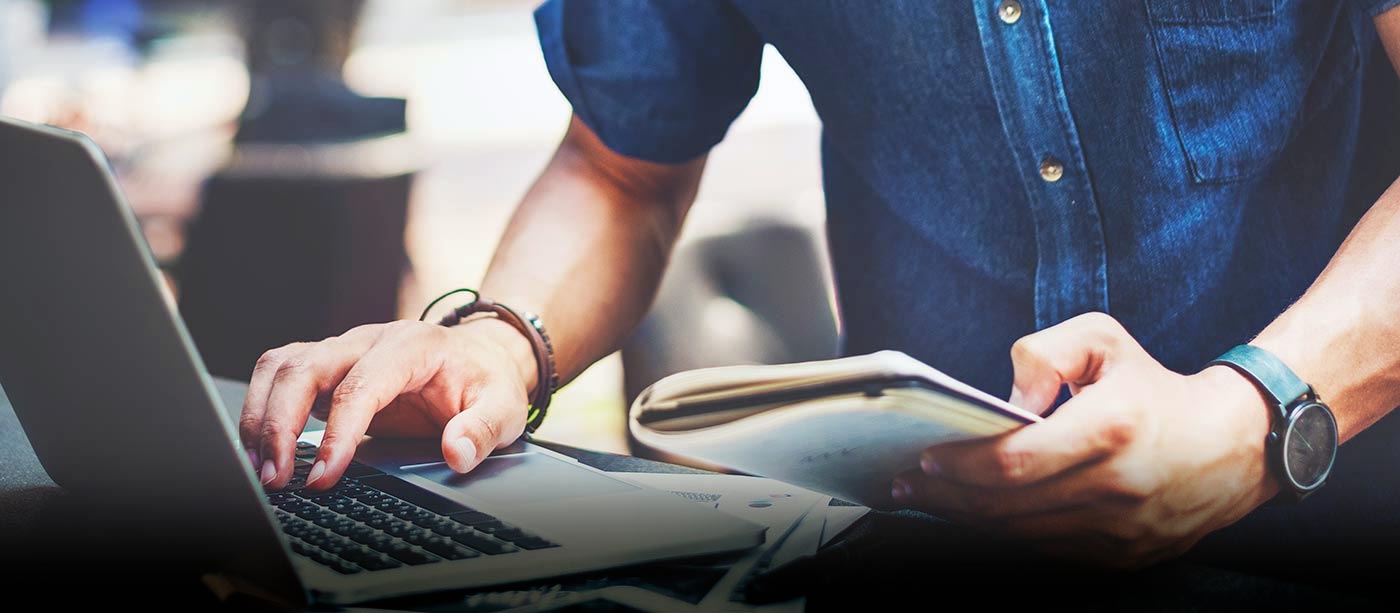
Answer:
[1101, 464, 1155, 501]
[272, 357, 314, 384]
[989, 446, 1032, 484]
[1008, 336, 1042, 362]
[1083, 312, 1132, 346]
[254, 346, 292, 372]
[466, 411, 502, 447]
[383, 319, 424, 337]
[1079, 311, 1119, 330]
[238, 415, 263, 439]
[1096, 412, 1138, 450]
[318, 431, 352, 454]
[259, 418, 288, 443]
[345, 323, 380, 337]
[330, 374, 372, 407]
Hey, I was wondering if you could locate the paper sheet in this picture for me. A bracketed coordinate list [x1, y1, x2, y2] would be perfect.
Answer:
[608, 472, 827, 613]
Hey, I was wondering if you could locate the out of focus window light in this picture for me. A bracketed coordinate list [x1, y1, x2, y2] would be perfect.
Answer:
[133, 34, 249, 138]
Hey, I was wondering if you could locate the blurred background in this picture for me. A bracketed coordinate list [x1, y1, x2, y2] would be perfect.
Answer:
[0, 0, 834, 456]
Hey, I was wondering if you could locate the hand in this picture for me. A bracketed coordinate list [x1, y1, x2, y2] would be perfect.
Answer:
[238, 318, 536, 492]
[891, 312, 1279, 568]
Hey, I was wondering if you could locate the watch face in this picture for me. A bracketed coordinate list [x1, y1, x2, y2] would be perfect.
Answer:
[1282, 402, 1338, 491]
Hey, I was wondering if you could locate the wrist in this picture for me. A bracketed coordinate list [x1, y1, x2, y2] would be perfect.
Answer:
[1251, 299, 1374, 441]
[453, 316, 539, 395]
[1196, 364, 1281, 504]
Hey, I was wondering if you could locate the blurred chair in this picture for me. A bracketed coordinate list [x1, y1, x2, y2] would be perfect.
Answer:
[621, 216, 841, 460]
[176, 0, 417, 380]
[176, 136, 417, 379]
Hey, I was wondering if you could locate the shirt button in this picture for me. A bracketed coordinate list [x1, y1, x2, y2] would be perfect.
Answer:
[998, 0, 1023, 24]
[1039, 156, 1064, 182]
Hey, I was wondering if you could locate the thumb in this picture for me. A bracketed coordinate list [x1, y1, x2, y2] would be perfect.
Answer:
[1008, 312, 1130, 415]
[441, 381, 529, 473]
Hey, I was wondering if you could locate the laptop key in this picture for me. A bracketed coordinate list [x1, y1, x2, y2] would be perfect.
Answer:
[344, 463, 384, 478]
[362, 512, 394, 530]
[513, 538, 560, 551]
[345, 525, 378, 543]
[329, 519, 360, 537]
[335, 545, 378, 565]
[346, 504, 377, 522]
[449, 511, 495, 526]
[426, 518, 463, 536]
[353, 492, 388, 505]
[358, 555, 401, 571]
[492, 528, 528, 541]
[450, 531, 518, 555]
[357, 475, 473, 515]
[422, 537, 480, 561]
[383, 542, 438, 566]
[473, 520, 511, 534]
[400, 527, 437, 547]
[381, 519, 416, 539]
[411, 515, 449, 528]
[347, 528, 383, 546]
[374, 499, 412, 514]
[311, 494, 351, 505]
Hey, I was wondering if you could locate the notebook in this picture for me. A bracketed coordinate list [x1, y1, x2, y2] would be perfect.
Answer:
[629, 351, 1042, 509]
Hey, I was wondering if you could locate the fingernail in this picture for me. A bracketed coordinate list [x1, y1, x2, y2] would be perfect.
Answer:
[891, 478, 911, 501]
[921, 456, 942, 476]
[260, 459, 277, 485]
[246, 448, 260, 468]
[451, 438, 477, 472]
[306, 460, 327, 486]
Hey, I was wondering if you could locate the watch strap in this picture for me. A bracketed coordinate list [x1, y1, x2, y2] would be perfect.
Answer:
[1207, 344, 1311, 409]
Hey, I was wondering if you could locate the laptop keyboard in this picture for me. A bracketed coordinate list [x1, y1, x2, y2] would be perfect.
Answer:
[263, 441, 560, 575]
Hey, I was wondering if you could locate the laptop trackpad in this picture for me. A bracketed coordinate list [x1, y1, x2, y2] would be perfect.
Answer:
[403, 453, 638, 505]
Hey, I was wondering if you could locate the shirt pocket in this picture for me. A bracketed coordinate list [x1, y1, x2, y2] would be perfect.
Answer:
[1146, 0, 1361, 183]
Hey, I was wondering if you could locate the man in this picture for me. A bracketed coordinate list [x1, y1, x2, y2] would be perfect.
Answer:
[239, 0, 1400, 570]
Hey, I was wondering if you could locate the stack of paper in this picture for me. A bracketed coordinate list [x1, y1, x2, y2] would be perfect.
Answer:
[414, 473, 868, 613]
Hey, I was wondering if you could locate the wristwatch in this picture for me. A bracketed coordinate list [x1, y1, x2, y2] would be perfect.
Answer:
[1208, 345, 1337, 502]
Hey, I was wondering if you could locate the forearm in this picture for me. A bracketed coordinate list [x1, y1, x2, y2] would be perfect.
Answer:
[1252, 176, 1400, 441]
[480, 117, 704, 389]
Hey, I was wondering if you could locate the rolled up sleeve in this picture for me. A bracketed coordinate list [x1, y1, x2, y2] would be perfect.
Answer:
[1356, 0, 1400, 18]
[535, 0, 764, 164]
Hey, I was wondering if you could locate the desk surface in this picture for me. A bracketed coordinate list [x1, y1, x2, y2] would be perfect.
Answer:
[0, 380, 1388, 610]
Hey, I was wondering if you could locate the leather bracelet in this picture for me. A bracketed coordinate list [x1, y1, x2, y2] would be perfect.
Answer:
[419, 289, 558, 433]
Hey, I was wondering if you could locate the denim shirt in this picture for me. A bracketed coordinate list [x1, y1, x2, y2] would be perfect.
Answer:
[537, 0, 1400, 400]
[536, 1, 1400, 555]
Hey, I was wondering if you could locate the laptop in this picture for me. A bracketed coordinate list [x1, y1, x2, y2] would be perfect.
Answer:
[0, 116, 764, 606]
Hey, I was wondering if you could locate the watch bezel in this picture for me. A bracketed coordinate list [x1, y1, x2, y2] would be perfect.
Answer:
[1278, 399, 1338, 493]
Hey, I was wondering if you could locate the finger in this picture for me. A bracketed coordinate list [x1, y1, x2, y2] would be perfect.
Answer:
[441, 379, 529, 473]
[308, 331, 435, 490]
[239, 343, 306, 468]
[1007, 312, 1133, 415]
[922, 384, 1138, 488]
[259, 337, 368, 489]
[894, 459, 1137, 520]
[364, 403, 440, 437]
